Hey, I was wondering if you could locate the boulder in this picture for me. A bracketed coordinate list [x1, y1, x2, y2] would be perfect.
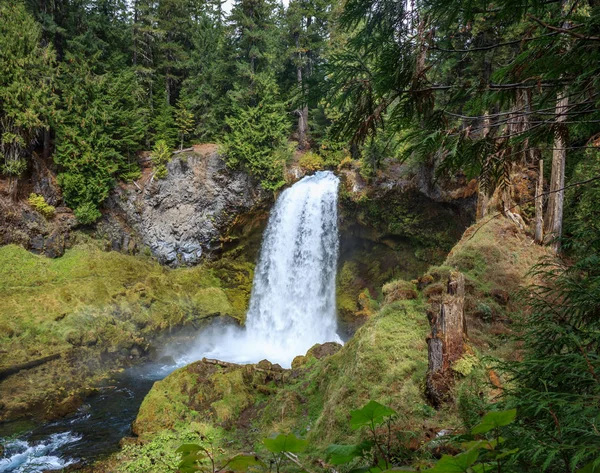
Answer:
[306, 342, 343, 360]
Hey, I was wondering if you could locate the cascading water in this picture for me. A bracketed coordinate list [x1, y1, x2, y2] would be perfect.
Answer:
[187, 170, 342, 367]
[0, 171, 342, 473]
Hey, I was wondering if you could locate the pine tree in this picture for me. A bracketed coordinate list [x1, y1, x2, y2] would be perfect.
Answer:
[0, 0, 56, 197]
[175, 100, 194, 149]
[54, 58, 147, 223]
[222, 74, 290, 191]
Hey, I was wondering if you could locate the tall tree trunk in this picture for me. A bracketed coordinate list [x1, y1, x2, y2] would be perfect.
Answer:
[544, 0, 570, 252]
[535, 157, 544, 244]
[295, 33, 307, 149]
[132, 0, 138, 66]
[544, 92, 568, 251]
[476, 111, 491, 220]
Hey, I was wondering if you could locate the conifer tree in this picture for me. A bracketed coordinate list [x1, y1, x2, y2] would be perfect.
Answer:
[0, 0, 56, 197]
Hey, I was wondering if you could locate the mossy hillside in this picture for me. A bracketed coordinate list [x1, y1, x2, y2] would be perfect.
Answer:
[424, 217, 549, 360]
[105, 217, 548, 472]
[0, 241, 254, 421]
[119, 298, 443, 468]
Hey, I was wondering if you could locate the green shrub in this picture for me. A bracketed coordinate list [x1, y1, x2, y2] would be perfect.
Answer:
[298, 151, 324, 172]
[74, 201, 102, 224]
[27, 193, 55, 218]
[151, 140, 171, 179]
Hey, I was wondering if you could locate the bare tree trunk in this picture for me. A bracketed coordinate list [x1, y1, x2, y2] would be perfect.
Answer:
[535, 157, 544, 244]
[295, 33, 308, 149]
[296, 43, 306, 148]
[426, 272, 467, 407]
[544, 92, 568, 251]
[476, 111, 491, 219]
[544, 0, 570, 253]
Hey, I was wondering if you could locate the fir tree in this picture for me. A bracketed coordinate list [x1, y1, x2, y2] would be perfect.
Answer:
[0, 0, 56, 197]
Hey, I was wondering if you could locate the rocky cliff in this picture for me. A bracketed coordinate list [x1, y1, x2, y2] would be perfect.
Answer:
[99, 145, 269, 266]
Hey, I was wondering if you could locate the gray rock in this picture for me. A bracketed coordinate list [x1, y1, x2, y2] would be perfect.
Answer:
[104, 148, 268, 266]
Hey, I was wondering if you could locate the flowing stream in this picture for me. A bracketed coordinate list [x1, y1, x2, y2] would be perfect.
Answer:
[0, 170, 342, 472]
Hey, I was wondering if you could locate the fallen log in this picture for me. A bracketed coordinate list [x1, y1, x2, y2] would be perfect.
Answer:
[0, 353, 62, 381]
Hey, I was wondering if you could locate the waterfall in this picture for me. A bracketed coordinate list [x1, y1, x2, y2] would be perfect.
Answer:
[187, 170, 341, 368]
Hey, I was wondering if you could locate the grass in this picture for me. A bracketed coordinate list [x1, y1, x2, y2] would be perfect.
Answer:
[0, 239, 254, 422]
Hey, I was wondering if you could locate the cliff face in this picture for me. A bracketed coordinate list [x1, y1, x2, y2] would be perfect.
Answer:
[100, 145, 270, 266]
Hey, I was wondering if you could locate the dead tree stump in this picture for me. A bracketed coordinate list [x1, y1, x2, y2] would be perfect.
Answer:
[426, 271, 467, 407]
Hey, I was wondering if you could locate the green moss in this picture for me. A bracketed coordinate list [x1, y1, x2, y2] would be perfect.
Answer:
[382, 279, 418, 304]
[190, 287, 233, 316]
[0, 241, 255, 422]
[307, 300, 431, 445]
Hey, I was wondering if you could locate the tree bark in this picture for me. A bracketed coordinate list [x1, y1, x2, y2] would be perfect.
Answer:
[544, 91, 568, 251]
[535, 157, 544, 244]
[426, 272, 467, 407]
[295, 33, 308, 149]
[544, 0, 570, 252]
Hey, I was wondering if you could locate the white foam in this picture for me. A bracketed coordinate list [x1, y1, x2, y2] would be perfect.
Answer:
[0, 432, 81, 473]
[183, 171, 342, 368]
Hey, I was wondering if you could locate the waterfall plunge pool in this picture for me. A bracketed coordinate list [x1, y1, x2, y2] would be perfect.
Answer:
[1, 171, 345, 472]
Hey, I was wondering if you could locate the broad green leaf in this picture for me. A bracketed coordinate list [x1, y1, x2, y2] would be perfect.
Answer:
[263, 433, 307, 453]
[176, 444, 204, 455]
[577, 459, 600, 473]
[471, 409, 517, 435]
[225, 453, 267, 471]
[178, 453, 203, 473]
[350, 401, 397, 430]
[326, 444, 364, 465]
[423, 448, 479, 472]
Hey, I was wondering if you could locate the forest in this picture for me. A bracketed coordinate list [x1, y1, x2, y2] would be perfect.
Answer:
[0, 0, 599, 471]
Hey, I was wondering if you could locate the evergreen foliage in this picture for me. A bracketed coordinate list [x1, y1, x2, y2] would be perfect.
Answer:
[151, 139, 171, 179]
[54, 59, 147, 223]
[500, 237, 600, 472]
[0, 0, 55, 192]
[222, 75, 291, 191]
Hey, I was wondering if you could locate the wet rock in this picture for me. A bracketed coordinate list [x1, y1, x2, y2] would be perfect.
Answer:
[306, 342, 343, 360]
[0, 193, 76, 258]
[130, 346, 142, 358]
[31, 154, 62, 207]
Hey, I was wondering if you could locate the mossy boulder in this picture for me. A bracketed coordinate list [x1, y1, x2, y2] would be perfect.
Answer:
[306, 342, 342, 360]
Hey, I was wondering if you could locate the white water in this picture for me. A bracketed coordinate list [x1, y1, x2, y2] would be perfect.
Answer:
[184, 170, 342, 368]
[0, 432, 81, 473]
